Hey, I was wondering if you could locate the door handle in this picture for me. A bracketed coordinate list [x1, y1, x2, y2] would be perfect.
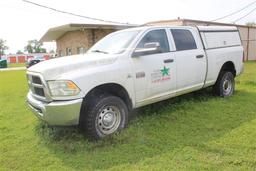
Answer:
[196, 55, 204, 58]
[164, 59, 174, 63]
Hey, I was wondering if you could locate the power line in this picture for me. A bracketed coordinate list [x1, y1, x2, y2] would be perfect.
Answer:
[210, 0, 256, 21]
[22, 0, 130, 25]
[233, 6, 256, 23]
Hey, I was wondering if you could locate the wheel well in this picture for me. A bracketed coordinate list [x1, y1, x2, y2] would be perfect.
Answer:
[84, 83, 132, 111]
[220, 61, 236, 77]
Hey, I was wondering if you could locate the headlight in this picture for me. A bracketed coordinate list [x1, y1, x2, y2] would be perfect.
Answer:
[47, 80, 80, 97]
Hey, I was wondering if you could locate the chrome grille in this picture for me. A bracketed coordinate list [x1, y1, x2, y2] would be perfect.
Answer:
[34, 87, 45, 97]
[32, 76, 42, 85]
[27, 73, 47, 100]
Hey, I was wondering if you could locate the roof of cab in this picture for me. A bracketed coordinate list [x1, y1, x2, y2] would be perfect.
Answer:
[117, 25, 197, 32]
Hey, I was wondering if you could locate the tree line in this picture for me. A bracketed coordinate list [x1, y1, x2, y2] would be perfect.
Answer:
[0, 39, 54, 56]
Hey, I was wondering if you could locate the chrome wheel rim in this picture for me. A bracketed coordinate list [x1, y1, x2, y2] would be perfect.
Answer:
[223, 76, 232, 95]
[97, 106, 121, 135]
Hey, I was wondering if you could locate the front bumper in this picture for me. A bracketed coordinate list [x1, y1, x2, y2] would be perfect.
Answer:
[26, 92, 83, 126]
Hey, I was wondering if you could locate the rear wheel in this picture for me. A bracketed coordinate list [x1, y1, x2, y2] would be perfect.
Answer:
[80, 93, 128, 140]
[213, 71, 235, 97]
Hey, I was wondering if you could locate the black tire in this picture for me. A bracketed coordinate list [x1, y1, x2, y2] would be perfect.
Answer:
[80, 92, 128, 140]
[213, 71, 235, 97]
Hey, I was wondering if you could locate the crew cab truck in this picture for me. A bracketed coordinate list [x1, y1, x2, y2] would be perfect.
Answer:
[26, 26, 243, 140]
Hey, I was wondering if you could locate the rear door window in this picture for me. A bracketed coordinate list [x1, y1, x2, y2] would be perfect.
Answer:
[171, 29, 197, 51]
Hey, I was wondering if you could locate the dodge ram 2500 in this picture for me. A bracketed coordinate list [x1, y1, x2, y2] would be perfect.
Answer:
[27, 25, 244, 139]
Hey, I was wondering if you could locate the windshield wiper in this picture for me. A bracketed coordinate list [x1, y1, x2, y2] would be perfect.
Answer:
[91, 50, 109, 54]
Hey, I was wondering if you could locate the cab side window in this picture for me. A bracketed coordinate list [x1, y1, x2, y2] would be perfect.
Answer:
[136, 29, 170, 54]
[171, 29, 197, 51]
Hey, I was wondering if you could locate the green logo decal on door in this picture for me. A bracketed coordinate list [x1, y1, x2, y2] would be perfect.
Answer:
[151, 66, 171, 84]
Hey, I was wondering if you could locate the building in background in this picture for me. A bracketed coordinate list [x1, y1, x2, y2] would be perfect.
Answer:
[6, 53, 53, 63]
[146, 19, 256, 61]
[40, 23, 135, 57]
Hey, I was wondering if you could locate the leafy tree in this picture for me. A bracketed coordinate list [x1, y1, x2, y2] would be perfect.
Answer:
[245, 22, 256, 27]
[0, 39, 9, 56]
[16, 50, 24, 54]
[24, 39, 46, 53]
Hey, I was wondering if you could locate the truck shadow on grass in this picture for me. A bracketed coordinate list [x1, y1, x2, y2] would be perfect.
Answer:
[34, 88, 256, 170]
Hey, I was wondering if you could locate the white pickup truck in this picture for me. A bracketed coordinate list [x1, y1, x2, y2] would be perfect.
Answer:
[27, 25, 244, 139]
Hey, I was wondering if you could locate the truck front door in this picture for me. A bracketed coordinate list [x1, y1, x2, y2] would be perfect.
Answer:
[131, 29, 176, 107]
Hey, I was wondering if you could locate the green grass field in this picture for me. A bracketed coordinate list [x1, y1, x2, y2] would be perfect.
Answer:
[7, 63, 26, 68]
[0, 62, 256, 170]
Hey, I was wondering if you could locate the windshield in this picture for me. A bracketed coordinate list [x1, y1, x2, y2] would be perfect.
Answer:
[88, 30, 140, 55]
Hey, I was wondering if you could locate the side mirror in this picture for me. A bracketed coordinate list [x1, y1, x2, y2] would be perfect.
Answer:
[132, 42, 161, 57]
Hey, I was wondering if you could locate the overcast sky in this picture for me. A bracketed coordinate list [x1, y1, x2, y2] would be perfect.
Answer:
[0, 0, 255, 54]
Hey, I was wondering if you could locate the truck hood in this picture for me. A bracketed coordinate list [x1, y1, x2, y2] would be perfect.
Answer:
[27, 53, 118, 80]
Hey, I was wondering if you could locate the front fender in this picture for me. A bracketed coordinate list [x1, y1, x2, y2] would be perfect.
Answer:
[58, 63, 135, 107]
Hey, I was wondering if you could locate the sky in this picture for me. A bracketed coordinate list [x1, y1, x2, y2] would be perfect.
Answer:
[0, 0, 256, 54]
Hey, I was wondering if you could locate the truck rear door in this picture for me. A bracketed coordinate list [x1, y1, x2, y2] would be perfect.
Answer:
[169, 28, 207, 94]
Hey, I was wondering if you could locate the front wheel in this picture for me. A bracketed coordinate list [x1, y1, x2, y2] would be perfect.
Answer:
[213, 71, 235, 97]
[80, 94, 128, 140]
